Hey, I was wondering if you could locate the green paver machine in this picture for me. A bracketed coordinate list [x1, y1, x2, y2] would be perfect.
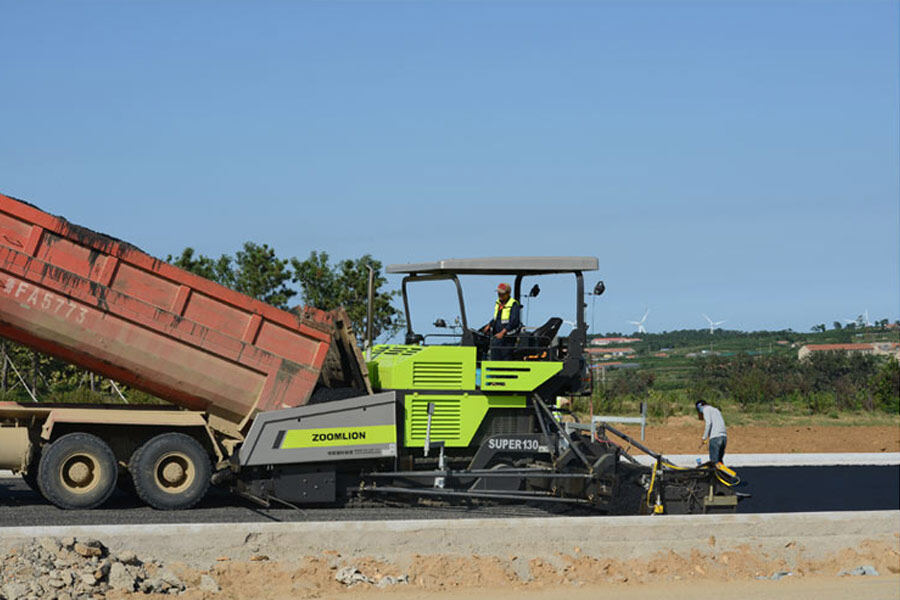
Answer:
[239, 257, 740, 514]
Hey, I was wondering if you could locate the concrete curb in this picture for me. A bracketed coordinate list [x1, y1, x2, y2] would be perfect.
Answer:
[1, 511, 897, 568]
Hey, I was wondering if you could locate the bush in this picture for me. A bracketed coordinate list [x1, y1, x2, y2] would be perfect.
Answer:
[807, 391, 836, 415]
[645, 390, 677, 420]
[871, 358, 900, 414]
[691, 350, 893, 414]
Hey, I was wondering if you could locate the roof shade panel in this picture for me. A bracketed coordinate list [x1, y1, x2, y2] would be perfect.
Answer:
[386, 257, 598, 275]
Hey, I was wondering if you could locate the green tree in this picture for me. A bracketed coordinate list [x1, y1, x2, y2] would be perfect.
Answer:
[166, 247, 233, 287]
[289, 250, 339, 309]
[832, 321, 842, 330]
[230, 242, 295, 309]
[168, 243, 296, 309]
[291, 251, 401, 343]
[870, 358, 900, 413]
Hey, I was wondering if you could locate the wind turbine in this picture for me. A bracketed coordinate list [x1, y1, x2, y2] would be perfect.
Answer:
[628, 309, 649, 334]
[702, 314, 726, 334]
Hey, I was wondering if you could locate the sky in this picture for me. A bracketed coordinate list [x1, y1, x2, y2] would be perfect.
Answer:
[1, 1, 897, 340]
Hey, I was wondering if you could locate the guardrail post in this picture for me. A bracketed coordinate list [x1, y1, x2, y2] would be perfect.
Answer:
[641, 401, 647, 441]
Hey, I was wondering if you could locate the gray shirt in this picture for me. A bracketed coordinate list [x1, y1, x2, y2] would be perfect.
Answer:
[702, 405, 727, 440]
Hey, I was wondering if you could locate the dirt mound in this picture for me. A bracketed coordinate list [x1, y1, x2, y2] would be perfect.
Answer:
[0, 537, 220, 599]
[2, 535, 897, 599]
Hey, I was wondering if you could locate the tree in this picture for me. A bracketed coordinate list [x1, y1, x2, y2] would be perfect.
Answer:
[870, 358, 900, 413]
[168, 243, 295, 309]
[292, 251, 402, 343]
[832, 321, 842, 330]
[230, 242, 295, 309]
[166, 248, 233, 286]
[811, 324, 826, 333]
[289, 250, 339, 309]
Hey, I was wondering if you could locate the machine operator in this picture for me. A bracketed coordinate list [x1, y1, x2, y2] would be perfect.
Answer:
[481, 282, 521, 360]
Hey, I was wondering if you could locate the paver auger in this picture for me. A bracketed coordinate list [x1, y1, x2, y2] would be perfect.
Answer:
[0, 193, 739, 513]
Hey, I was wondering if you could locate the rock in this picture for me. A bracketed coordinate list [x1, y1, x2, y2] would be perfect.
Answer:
[508, 557, 532, 582]
[107, 563, 135, 592]
[335, 567, 373, 586]
[115, 550, 138, 565]
[376, 575, 409, 588]
[142, 576, 170, 594]
[840, 565, 879, 577]
[158, 567, 184, 589]
[39, 538, 62, 553]
[199, 574, 220, 593]
[1, 582, 30, 600]
[61, 537, 76, 549]
[73, 543, 101, 558]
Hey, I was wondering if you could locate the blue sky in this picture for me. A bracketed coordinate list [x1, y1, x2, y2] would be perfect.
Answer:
[2, 1, 897, 338]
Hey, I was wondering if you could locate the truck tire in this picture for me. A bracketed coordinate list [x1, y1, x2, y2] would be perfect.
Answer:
[37, 433, 118, 510]
[21, 468, 39, 493]
[129, 433, 210, 510]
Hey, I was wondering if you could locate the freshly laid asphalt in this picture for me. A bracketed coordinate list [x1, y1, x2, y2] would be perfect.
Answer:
[735, 465, 899, 513]
[0, 465, 897, 527]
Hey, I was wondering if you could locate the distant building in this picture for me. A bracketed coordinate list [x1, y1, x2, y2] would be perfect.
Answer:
[653, 352, 669, 358]
[798, 342, 900, 361]
[589, 337, 642, 346]
[587, 346, 635, 358]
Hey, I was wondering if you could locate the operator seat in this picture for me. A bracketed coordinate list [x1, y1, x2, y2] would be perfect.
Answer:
[513, 317, 563, 359]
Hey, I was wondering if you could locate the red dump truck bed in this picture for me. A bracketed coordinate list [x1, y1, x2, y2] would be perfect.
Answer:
[0, 192, 337, 433]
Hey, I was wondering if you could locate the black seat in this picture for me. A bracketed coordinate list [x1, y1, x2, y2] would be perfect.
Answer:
[513, 317, 563, 359]
[532, 317, 563, 347]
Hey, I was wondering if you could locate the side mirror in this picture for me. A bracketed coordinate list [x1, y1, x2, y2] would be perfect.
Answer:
[593, 281, 606, 296]
[528, 284, 540, 298]
[433, 318, 447, 328]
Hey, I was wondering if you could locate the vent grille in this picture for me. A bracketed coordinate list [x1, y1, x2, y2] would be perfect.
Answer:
[373, 345, 423, 358]
[408, 397, 462, 442]
[412, 361, 463, 389]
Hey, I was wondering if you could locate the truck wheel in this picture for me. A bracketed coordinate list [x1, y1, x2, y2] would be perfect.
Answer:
[21, 468, 39, 493]
[129, 433, 210, 510]
[37, 433, 118, 509]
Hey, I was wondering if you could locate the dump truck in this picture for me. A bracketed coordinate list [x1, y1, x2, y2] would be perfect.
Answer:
[0, 192, 740, 514]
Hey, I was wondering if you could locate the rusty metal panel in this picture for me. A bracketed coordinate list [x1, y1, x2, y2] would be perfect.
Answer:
[0, 193, 337, 435]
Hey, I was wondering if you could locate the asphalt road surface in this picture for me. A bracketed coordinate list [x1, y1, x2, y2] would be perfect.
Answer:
[1, 466, 897, 527]
[736, 465, 900, 513]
